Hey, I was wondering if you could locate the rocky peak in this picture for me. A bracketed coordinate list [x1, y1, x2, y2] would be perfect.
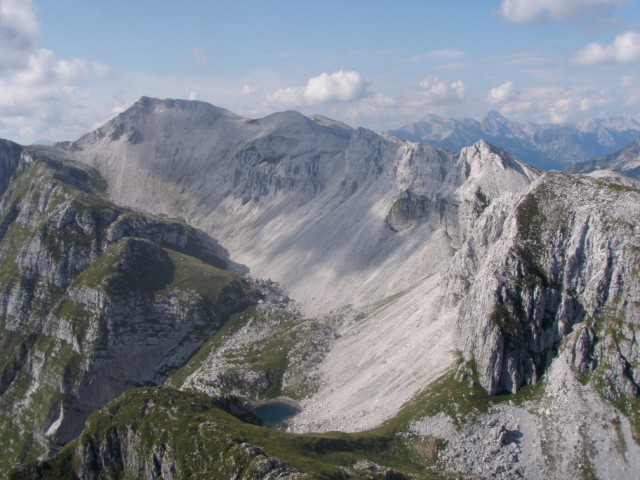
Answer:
[458, 140, 539, 200]
[481, 110, 510, 133]
[444, 170, 640, 397]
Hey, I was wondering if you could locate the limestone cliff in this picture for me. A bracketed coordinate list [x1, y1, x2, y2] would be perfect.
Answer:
[54, 99, 538, 316]
[0, 146, 257, 474]
[443, 171, 640, 401]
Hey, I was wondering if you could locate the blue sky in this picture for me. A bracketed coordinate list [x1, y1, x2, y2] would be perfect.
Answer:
[1, 0, 639, 143]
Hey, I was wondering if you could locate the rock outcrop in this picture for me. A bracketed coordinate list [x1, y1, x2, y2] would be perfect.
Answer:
[443, 171, 640, 400]
[0, 146, 257, 474]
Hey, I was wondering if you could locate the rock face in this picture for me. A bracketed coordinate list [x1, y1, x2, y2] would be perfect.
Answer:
[0, 146, 257, 474]
[54, 98, 538, 317]
[442, 171, 640, 400]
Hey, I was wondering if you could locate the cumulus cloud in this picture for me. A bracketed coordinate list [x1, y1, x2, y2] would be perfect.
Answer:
[241, 84, 257, 95]
[414, 76, 466, 105]
[487, 81, 517, 104]
[266, 71, 368, 108]
[571, 31, 640, 67]
[0, 0, 115, 143]
[499, 0, 628, 23]
[0, 0, 40, 71]
[495, 86, 611, 124]
[0, 49, 112, 119]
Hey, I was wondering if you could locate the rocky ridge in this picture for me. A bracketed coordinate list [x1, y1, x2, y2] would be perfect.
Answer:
[0, 146, 258, 474]
[55, 99, 538, 317]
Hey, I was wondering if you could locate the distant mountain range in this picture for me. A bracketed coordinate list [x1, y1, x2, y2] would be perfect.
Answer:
[390, 111, 640, 170]
[567, 139, 640, 178]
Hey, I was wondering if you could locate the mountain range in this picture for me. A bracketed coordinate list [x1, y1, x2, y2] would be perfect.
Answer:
[1, 97, 639, 479]
[567, 139, 640, 179]
[390, 110, 640, 170]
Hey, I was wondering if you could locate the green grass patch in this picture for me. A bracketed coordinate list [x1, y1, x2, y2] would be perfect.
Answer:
[14, 386, 435, 479]
[159, 248, 249, 302]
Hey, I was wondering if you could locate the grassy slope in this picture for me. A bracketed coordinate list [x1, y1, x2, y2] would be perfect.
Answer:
[0, 155, 256, 475]
[13, 359, 550, 479]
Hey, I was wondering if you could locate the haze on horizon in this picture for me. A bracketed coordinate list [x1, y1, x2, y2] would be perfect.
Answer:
[0, 0, 639, 144]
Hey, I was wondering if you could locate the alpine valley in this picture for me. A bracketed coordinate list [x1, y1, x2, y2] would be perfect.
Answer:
[1, 97, 639, 479]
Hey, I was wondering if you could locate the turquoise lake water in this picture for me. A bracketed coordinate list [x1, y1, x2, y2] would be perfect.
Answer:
[254, 402, 299, 427]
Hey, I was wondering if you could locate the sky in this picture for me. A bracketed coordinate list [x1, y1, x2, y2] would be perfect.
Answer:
[1, 0, 640, 144]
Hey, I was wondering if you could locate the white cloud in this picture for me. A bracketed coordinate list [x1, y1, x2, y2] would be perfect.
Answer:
[345, 93, 397, 120]
[266, 71, 368, 108]
[0, 0, 40, 73]
[413, 76, 466, 106]
[500, 100, 533, 117]
[487, 81, 517, 104]
[499, 0, 628, 23]
[571, 31, 640, 67]
[495, 86, 611, 124]
[0, 0, 40, 71]
[241, 84, 257, 95]
[621, 75, 634, 87]
[0, 1, 116, 143]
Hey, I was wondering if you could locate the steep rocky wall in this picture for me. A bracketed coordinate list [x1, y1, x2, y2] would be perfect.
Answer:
[0, 151, 257, 475]
[0, 139, 21, 196]
[443, 172, 640, 399]
[54, 99, 540, 316]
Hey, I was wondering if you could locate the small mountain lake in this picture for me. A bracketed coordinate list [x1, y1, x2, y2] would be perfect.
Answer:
[254, 401, 299, 427]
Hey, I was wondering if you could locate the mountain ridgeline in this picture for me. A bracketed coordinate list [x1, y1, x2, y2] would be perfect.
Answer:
[0, 97, 639, 478]
[390, 110, 640, 170]
[567, 138, 640, 179]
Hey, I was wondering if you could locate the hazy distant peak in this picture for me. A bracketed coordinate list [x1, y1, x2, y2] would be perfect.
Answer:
[391, 111, 640, 170]
[483, 110, 506, 121]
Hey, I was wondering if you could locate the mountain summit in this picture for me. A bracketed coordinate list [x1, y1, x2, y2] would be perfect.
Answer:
[56, 97, 538, 317]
